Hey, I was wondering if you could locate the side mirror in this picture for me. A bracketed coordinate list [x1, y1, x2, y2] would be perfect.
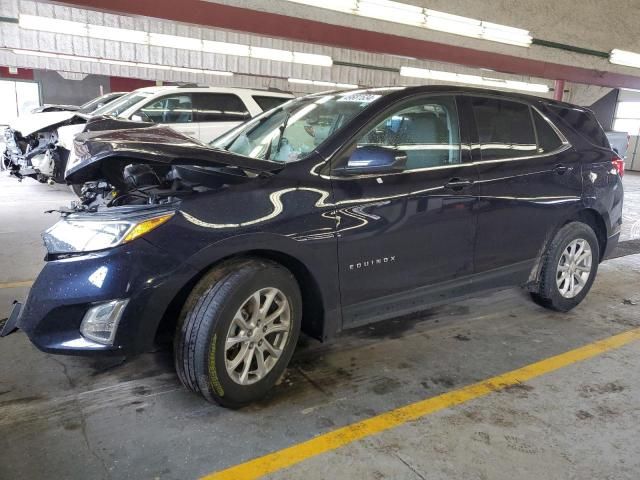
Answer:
[131, 114, 144, 122]
[342, 145, 407, 175]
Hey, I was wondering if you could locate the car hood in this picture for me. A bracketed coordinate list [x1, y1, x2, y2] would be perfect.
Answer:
[9, 111, 81, 136]
[65, 125, 285, 183]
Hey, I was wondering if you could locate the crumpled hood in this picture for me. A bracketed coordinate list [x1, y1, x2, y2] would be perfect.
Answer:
[65, 125, 284, 183]
[9, 111, 81, 136]
[58, 115, 149, 151]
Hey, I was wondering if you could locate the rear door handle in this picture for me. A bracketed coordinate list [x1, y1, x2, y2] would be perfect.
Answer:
[445, 178, 473, 191]
[554, 164, 569, 175]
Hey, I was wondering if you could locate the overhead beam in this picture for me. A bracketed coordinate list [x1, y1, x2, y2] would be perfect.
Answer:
[54, 0, 640, 89]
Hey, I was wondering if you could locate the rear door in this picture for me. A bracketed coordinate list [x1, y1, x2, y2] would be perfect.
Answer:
[332, 94, 479, 327]
[194, 93, 251, 143]
[467, 95, 581, 284]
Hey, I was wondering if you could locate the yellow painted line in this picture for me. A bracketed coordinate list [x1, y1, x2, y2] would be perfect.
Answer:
[0, 280, 33, 289]
[203, 327, 640, 480]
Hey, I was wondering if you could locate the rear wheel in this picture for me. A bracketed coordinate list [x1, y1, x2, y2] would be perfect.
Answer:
[531, 222, 599, 312]
[174, 259, 301, 407]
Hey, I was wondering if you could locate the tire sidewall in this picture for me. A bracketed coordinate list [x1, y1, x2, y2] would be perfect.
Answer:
[195, 264, 301, 406]
[542, 223, 600, 311]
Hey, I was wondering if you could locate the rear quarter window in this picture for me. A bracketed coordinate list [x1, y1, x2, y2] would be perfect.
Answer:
[533, 110, 564, 153]
[547, 105, 610, 149]
[252, 95, 291, 112]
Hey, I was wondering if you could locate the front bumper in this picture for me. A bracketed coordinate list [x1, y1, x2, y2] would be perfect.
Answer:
[10, 239, 199, 356]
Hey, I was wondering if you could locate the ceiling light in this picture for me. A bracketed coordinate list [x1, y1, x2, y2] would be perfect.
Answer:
[610, 49, 640, 69]
[292, 52, 334, 67]
[19, 14, 88, 36]
[149, 33, 203, 50]
[284, 1, 531, 47]
[425, 10, 483, 37]
[288, 78, 358, 89]
[11, 48, 233, 77]
[88, 25, 148, 44]
[251, 47, 294, 63]
[399, 66, 549, 93]
[18, 14, 334, 66]
[358, 0, 425, 26]
[203, 40, 251, 56]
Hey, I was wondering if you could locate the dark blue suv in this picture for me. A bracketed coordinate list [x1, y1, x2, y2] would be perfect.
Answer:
[1, 86, 624, 406]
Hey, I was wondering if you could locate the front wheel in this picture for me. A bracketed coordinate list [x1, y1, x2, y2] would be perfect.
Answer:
[531, 222, 599, 312]
[174, 259, 301, 407]
[70, 183, 83, 198]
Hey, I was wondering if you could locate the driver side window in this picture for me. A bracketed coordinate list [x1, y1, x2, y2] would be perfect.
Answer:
[357, 96, 461, 170]
[136, 94, 193, 124]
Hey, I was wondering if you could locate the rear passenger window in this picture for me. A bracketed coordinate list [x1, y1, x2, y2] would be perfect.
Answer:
[356, 96, 461, 170]
[252, 95, 291, 112]
[533, 110, 564, 153]
[471, 97, 537, 160]
[194, 93, 250, 122]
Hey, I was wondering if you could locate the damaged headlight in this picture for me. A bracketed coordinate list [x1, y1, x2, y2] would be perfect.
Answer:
[43, 212, 174, 254]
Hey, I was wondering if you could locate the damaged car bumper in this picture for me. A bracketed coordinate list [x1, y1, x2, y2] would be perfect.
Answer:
[6, 236, 199, 355]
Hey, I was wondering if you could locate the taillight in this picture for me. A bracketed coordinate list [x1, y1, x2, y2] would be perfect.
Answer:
[612, 155, 625, 177]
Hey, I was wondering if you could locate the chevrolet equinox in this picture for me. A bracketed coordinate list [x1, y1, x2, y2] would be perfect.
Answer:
[1, 86, 624, 407]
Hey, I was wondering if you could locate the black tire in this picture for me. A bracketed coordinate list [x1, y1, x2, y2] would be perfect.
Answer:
[70, 184, 83, 198]
[531, 222, 599, 312]
[174, 258, 302, 407]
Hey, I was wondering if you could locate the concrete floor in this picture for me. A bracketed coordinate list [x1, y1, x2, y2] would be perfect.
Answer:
[0, 173, 639, 480]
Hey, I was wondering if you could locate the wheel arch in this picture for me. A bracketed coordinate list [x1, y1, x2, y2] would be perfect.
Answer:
[528, 207, 609, 291]
[573, 208, 608, 262]
[154, 248, 329, 347]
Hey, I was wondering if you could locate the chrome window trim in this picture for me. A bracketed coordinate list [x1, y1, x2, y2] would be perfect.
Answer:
[330, 94, 573, 180]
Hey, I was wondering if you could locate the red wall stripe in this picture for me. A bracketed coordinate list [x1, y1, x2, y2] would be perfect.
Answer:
[0, 66, 35, 80]
[58, 0, 640, 89]
[109, 76, 155, 92]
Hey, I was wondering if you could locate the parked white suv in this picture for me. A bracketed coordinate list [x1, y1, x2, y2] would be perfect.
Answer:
[59, 86, 294, 178]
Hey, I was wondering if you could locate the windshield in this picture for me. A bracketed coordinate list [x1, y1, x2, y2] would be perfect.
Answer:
[212, 90, 387, 163]
[78, 93, 121, 114]
[92, 92, 153, 117]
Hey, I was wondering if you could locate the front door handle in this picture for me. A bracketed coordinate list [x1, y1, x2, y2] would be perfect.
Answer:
[554, 164, 569, 175]
[445, 178, 473, 191]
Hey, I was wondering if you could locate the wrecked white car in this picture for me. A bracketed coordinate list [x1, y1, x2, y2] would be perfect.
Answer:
[2, 92, 126, 184]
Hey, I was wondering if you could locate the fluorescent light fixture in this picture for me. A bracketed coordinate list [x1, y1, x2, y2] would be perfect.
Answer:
[19, 14, 88, 36]
[284, 0, 532, 47]
[18, 14, 333, 66]
[425, 10, 483, 37]
[203, 40, 251, 56]
[11, 48, 232, 76]
[610, 49, 640, 69]
[251, 47, 294, 63]
[149, 33, 203, 50]
[88, 25, 148, 44]
[288, 78, 359, 89]
[292, 52, 334, 67]
[358, 0, 425, 26]
[399, 66, 549, 93]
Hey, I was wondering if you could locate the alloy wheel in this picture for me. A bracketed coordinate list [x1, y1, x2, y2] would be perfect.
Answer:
[224, 288, 292, 385]
[556, 238, 593, 299]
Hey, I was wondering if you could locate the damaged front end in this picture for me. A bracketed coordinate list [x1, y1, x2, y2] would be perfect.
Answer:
[3, 112, 89, 184]
[1, 125, 284, 353]
[65, 125, 283, 214]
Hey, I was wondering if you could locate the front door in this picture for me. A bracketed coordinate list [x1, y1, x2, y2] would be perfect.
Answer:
[331, 95, 479, 327]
